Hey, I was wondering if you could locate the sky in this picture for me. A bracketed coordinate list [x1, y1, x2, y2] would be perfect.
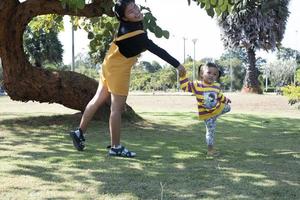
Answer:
[59, 0, 300, 65]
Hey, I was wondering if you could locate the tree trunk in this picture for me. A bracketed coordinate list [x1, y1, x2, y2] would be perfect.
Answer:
[0, 0, 138, 121]
[242, 48, 263, 94]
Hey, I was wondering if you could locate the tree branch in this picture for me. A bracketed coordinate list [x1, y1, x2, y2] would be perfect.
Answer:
[18, 0, 114, 19]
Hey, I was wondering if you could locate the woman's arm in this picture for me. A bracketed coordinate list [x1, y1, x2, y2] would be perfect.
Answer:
[145, 37, 180, 68]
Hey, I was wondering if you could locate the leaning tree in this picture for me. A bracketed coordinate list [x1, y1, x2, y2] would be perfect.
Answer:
[0, 0, 234, 120]
[0, 0, 122, 121]
[217, 0, 290, 93]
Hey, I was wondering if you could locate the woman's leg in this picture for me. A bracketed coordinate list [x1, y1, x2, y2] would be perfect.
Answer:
[79, 84, 110, 132]
[70, 84, 110, 151]
[109, 93, 127, 147]
[108, 93, 136, 157]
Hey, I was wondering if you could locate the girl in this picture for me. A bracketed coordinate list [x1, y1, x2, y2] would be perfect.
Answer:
[179, 62, 231, 156]
[70, 0, 186, 157]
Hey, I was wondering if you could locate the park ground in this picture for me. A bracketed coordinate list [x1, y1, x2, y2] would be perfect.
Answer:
[0, 92, 299, 199]
[127, 92, 300, 118]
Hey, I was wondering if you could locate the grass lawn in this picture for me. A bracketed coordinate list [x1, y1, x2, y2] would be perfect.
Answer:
[0, 95, 299, 199]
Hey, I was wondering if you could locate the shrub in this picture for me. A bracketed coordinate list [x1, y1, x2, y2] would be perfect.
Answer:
[282, 85, 300, 107]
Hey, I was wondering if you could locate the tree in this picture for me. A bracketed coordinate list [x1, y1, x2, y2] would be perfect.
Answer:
[276, 47, 300, 64]
[150, 61, 163, 73]
[23, 23, 63, 67]
[83, 16, 119, 64]
[188, 0, 234, 17]
[0, 0, 177, 121]
[267, 59, 297, 87]
[141, 61, 162, 73]
[0, 0, 116, 121]
[217, 49, 246, 91]
[74, 52, 99, 80]
[217, 0, 290, 94]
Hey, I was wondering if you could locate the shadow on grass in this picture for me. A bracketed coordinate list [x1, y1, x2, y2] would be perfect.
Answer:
[0, 112, 299, 199]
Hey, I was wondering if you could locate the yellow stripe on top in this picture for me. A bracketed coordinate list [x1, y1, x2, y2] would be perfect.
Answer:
[179, 75, 225, 120]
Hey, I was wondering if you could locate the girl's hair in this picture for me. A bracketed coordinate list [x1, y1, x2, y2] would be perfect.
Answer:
[197, 62, 223, 81]
[113, 0, 135, 21]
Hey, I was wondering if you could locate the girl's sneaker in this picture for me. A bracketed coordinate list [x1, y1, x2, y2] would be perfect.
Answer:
[108, 145, 136, 158]
[70, 128, 85, 151]
[207, 150, 220, 157]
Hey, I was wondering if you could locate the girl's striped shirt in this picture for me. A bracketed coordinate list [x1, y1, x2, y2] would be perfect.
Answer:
[179, 75, 228, 120]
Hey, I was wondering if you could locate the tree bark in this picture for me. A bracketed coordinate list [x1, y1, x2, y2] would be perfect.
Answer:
[0, 0, 138, 121]
[242, 48, 263, 94]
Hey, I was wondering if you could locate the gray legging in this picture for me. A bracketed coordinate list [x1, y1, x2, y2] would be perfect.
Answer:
[204, 104, 231, 146]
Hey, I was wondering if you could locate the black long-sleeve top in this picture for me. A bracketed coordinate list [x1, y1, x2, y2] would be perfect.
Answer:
[114, 21, 180, 68]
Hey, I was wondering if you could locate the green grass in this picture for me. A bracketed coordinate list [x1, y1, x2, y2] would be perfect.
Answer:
[0, 96, 299, 199]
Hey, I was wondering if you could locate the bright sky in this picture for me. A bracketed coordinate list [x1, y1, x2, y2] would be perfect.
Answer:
[59, 0, 300, 65]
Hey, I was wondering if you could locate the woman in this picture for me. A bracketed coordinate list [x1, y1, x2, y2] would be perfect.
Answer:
[70, 0, 186, 157]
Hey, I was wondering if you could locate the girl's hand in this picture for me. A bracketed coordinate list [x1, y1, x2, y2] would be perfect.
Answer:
[177, 65, 186, 77]
[226, 98, 231, 104]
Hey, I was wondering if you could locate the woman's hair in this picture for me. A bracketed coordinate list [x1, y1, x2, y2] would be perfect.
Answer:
[113, 0, 135, 21]
[198, 62, 223, 81]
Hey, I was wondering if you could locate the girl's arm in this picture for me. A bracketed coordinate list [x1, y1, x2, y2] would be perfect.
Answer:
[179, 74, 196, 94]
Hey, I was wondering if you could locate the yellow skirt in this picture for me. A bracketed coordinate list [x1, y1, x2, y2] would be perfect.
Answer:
[100, 30, 144, 96]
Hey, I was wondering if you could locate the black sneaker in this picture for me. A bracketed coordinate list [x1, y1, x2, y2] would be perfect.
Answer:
[108, 145, 136, 157]
[70, 128, 85, 151]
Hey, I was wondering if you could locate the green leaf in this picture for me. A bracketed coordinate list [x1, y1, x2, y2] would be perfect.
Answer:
[221, 0, 228, 12]
[206, 7, 215, 17]
[162, 30, 170, 39]
[87, 32, 94, 39]
[154, 27, 163, 38]
[205, 0, 211, 9]
[218, 0, 224, 6]
[76, 0, 85, 9]
[215, 6, 222, 16]
[210, 0, 218, 7]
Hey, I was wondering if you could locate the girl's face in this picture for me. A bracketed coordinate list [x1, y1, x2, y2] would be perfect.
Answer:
[123, 2, 143, 22]
[202, 66, 219, 84]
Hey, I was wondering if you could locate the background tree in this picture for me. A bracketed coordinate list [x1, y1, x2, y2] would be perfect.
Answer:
[277, 47, 294, 59]
[217, 0, 290, 93]
[82, 16, 119, 64]
[24, 25, 63, 68]
[130, 61, 176, 91]
[141, 61, 162, 73]
[276, 47, 300, 63]
[276, 47, 300, 85]
[267, 59, 297, 87]
[74, 52, 99, 80]
[188, 0, 234, 17]
[217, 49, 246, 91]
[150, 61, 163, 73]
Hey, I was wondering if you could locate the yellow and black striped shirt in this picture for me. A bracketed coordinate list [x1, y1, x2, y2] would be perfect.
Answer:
[180, 75, 228, 120]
